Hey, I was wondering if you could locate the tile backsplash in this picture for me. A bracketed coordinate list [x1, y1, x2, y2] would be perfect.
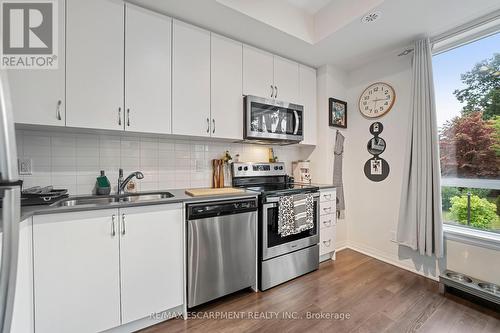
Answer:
[16, 129, 310, 195]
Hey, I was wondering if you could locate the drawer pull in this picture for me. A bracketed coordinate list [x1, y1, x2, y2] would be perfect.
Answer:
[323, 239, 332, 247]
[111, 214, 116, 237]
[121, 214, 126, 235]
[56, 100, 62, 120]
[323, 194, 332, 200]
[323, 207, 332, 213]
[323, 220, 332, 227]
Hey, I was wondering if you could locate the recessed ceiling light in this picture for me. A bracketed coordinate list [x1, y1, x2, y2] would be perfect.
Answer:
[361, 11, 382, 24]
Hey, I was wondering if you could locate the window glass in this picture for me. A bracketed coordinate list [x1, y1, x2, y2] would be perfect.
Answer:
[433, 32, 500, 233]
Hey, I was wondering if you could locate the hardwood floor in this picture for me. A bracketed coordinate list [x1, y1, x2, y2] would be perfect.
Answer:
[141, 249, 500, 333]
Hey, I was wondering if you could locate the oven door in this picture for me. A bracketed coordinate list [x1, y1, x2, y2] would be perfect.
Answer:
[262, 193, 319, 260]
[245, 95, 303, 142]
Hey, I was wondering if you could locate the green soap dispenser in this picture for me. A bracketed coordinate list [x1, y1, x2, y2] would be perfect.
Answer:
[96, 170, 111, 195]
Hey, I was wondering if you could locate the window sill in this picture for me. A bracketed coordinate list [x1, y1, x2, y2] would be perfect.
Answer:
[444, 224, 500, 251]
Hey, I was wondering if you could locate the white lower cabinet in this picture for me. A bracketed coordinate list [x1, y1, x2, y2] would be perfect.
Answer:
[32, 203, 184, 333]
[319, 189, 337, 261]
[119, 204, 183, 324]
[33, 210, 121, 333]
[11, 218, 34, 333]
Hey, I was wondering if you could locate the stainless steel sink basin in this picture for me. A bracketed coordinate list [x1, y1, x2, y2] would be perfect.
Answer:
[51, 191, 174, 208]
[53, 196, 118, 207]
[121, 192, 173, 202]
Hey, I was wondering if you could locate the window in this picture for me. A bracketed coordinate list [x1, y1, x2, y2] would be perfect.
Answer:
[433, 32, 500, 233]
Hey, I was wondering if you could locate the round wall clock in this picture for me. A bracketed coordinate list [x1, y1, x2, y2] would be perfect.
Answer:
[358, 82, 396, 118]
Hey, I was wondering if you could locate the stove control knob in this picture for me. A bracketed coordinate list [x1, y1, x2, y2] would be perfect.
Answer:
[244, 166, 248, 171]
[274, 166, 279, 170]
[238, 166, 242, 171]
[279, 166, 283, 170]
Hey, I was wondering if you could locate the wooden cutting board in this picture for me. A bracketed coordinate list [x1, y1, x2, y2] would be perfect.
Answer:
[185, 187, 245, 197]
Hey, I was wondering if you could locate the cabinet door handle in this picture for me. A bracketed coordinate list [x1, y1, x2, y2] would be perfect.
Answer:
[121, 214, 126, 235]
[126, 108, 130, 127]
[206, 118, 210, 133]
[274, 86, 278, 99]
[56, 100, 62, 120]
[118, 107, 122, 126]
[323, 239, 332, 247]
[270, 85, 274, 98]
[111, 214, 116, 237]
[212, 119, 215, 134]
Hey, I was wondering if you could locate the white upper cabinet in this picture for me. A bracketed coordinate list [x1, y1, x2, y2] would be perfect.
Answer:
[119, 204, 183, 324]
[273, 56, 299, 103]
[125, 4, 172, 134]
[66, 0, 124, 131]
[211, 34, 243, 140]
[300, 65, 317, 145]
[243, 45, 274, 99]
[9, 0, 65, 127]
[172, 20, 211, 137]
[33, 210, 121, 333]
[11, 1, 315, 143]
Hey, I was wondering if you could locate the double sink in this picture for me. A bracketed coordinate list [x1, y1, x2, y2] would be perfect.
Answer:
[51, 192, 174, 208]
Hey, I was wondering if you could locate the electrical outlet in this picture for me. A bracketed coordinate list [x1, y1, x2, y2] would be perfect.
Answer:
[18, 158, 32, 175]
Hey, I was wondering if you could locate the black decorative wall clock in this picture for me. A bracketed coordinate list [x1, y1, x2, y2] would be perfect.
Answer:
[364, 122, 389, 181]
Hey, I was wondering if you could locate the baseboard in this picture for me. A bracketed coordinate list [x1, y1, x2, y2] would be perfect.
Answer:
[345, 241, 439, 282]
[336, 245, 348, 252]
[335, 240, 348, 251]
[104, 305, 184, 333]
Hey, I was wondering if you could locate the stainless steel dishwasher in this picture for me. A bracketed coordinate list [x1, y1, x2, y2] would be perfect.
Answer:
[187, 198, 258, 308]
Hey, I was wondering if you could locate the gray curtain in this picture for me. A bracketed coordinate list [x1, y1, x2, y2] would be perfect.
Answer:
[397, 38, 443, 258]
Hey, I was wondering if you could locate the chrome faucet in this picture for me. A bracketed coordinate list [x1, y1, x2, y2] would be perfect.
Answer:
[117, 168, 144, 195]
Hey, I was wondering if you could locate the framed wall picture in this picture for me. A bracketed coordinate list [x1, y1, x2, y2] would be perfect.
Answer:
[329, 98, 347, 128]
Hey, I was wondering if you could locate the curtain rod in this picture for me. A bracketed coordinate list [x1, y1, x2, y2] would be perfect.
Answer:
[398, 9, 500, 57]
[431, 9, 500, 45]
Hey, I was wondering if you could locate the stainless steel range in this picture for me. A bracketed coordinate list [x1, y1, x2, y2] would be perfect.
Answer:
[232, 162, 320, 290]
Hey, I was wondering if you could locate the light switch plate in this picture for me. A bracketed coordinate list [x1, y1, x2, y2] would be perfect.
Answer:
[18, 158, 32, 175]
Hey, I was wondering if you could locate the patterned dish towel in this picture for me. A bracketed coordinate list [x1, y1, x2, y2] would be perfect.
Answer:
[278, 193, 314, 237]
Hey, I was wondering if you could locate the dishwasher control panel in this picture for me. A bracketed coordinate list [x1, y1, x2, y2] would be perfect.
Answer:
[187, 198, 258, 220]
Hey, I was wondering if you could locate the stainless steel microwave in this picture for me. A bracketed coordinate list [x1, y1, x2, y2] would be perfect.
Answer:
[244, 95, 304, 144]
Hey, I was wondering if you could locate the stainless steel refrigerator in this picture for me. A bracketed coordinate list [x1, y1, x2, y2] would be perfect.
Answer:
[0, 70, 20, 333]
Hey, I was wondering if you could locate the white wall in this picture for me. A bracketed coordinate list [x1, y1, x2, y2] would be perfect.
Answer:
[17, 129, 309, 195]
[311, 53, 500, 284]
[343, 55, 442, 278]
[309, 64, 349, 249]
[446, 240, 500, 285]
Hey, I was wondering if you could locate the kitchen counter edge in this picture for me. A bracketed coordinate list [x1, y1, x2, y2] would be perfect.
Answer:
[12, 189, 258, 222]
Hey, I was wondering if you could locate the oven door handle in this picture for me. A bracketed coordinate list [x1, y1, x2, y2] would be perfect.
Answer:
[293, 110, 300, 135]
[264, 192, 320, 203]
[263, 202, 277, 209]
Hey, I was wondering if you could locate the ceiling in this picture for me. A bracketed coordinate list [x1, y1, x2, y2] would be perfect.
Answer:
[285, 0, 332, 14]
[129, 0, 500, 71]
